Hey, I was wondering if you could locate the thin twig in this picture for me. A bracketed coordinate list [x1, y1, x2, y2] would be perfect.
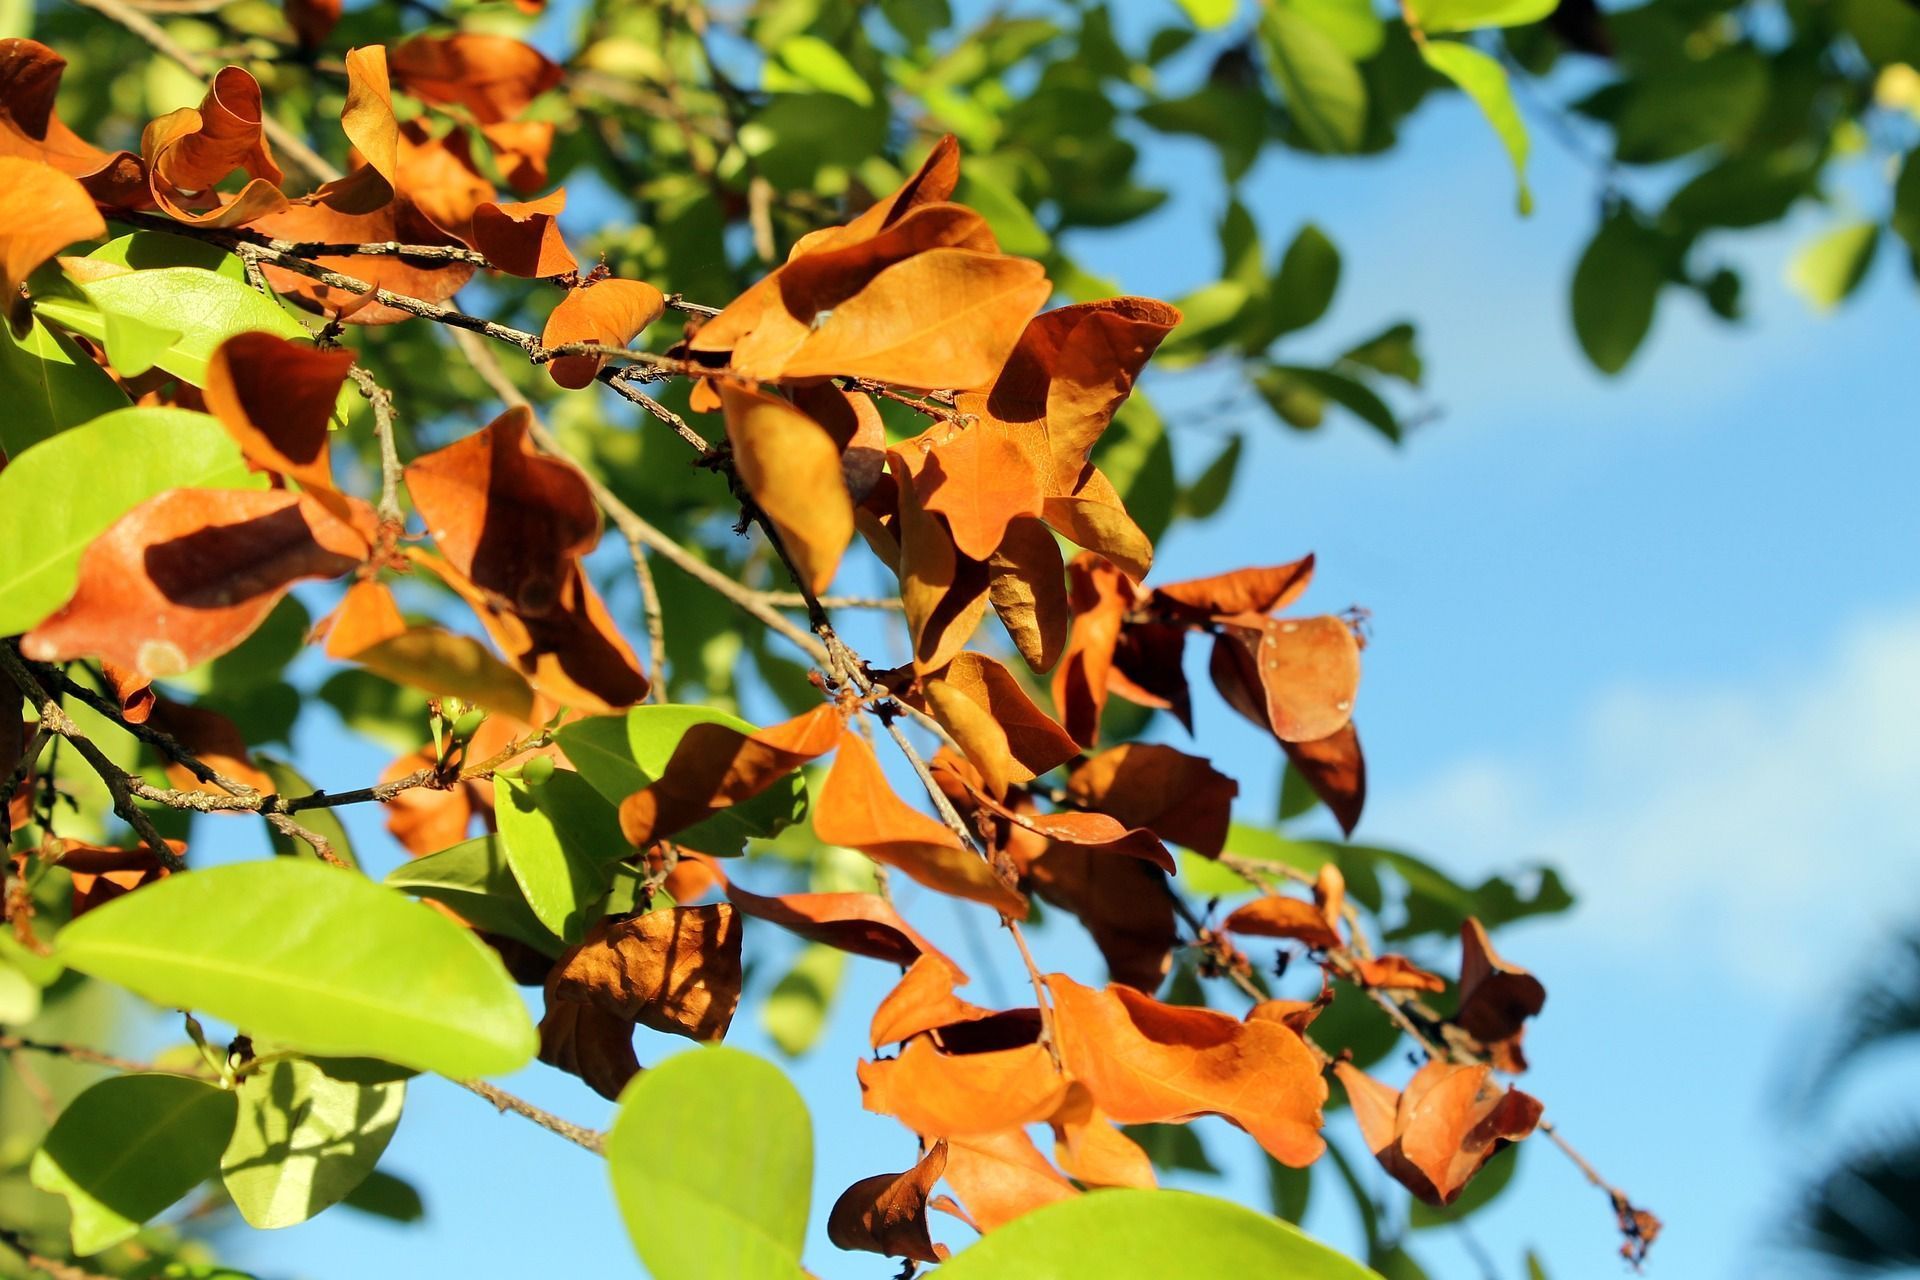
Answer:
[453, 1078, 606, 1155]
[348, 364, 405, 532]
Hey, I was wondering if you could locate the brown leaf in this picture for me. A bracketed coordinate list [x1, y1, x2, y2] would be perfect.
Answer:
[725, 882, 946, 968]
[254, 192, 475, 325]
[827, 1141, 950, 1264]
[790, 382, 887, 503]
[389, 33, 563, 124]
[915, 425, 1043, 561]
[545, 905, 743, 1042]
[1041, 467, 1152, 583]
[720, 382, 854, 596]
[1046, 973, 1327, 1167]
[22, 489, 365, 678]
[479, 119, 554, 195]
[0, 156, 106, 333]
[870, 953, 996, 1049]
[1107, 620, 1193, 729]
[858, 1036, 1066, 1137]
[776, 249, 1050, 390]
[536, 996, 641, 1101]
[1284, 723, 1367, 836]
[618, 703, 845, 847]
[203, 332, 355, 490]
[140, 66, 287, 227]
[1064, 743, 1238, 859]
[1248, 993, 1328, 1038]
[1050, 554, 1134, 748]
[1456, 917, 1545, 1067]
[1222, 863, 1346, 951]
[471, 189, 576, 278]
[1211, 615, 1360, 745]
[97, 661, 154, 724]
[950, 769, 1174, 872]
[1355, 955, 1446, 993]
[921, 652, 1077, 799]
[888, 447, 989, 673]
[1024, 843, 1175, 992]
[939, 1127, 1077, 1231]
[56, 840, 179, 916]
[0, 40, 145, 208]
[404, 405, 600, 617]
[814, 730, 1027, 917]
[1336, 1061, 1543, 1205]
[1049, 1083, 1156, 1190]
[1151, 556, 1316, 624]
[284, 0, 341, 49]
[987, 516, 1069, 673]
[543, 278, 666, 389]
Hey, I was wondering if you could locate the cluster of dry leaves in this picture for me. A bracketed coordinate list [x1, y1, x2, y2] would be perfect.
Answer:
[0, 21, 1583, 1268]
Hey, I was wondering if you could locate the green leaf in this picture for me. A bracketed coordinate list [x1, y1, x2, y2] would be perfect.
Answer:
[1286, 0, 1386, 59]
[1788, 222, 1881, 313]
[761, 942, 846, 1056]
[30, 1074, 239, 1256]
[385, 835, 564, 956]
[91, 230, 248, 281]
[1407, 0, 1553, 33]
[56, 860, 538, 1079]
[221, 1057, 406, 1229]
[1270, 1155, 1314, 1223]
[494, 768, 627, 943]
[258, 757, 358, 869]
[341, 1169, 426, 1222]
[1420, 41, 1532, 214]
[1272, 223, 1343, 337]
[554, 706, 808, 856]
[1175, 0, 1236, 28]
[1338, 321, 1423, 385]
[1571, 211, 1666, 375]
[1125, 1123, 1219, 1175]
[938, 1189, 1383, 1278]
[1258, 5, 1368, 154]
[36, 266, 308, 386]
[767, 36, 874, 106]
[0, 407, 265, 636]
[0, 316, 131, 456]
[1262, 365, 1401, 440]
[608, 1046, 812, 1280]
[1180, 434, 1243, 520]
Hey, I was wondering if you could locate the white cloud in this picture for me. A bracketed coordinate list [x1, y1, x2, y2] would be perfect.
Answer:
[1368, 608, 1920, 989]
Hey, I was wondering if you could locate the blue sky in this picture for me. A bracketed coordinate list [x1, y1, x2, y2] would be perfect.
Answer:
[137, 6, 1920, 1279]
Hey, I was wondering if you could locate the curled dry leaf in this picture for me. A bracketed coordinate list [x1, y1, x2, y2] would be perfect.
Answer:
[55, 840, 179, 916]
[545, 904, 743, 1043]
[1335, 1061, 1544, 1206]
[22, 489, 365, 679]
[543, 278, 666, 389]
[790, 383, 887, 503]
[537, 997, 641, 1102]
[404, 406, 600, 618]
[1211, 614, 1361, 745]
[920, 652, 1078, 798]
[814, 730, 1027, 917]
[1107, 618, 1193, 729]
[255, 192, 476, 325]
[470, 190, 576, 279]
[720, 382, 854, 597]
[725, 883, 946, 969]
[1150, 556, 1317, 624]
[95, 662, 153, 725]
[1283, 722, 1367, 836]
[1456, 917, 1546, 1071]
[1222, 863, 1347, 952]
[389, 33, 564, 124]
[1248, 994, 1328, 1038]
[826, 1140, 951, 1264]
[140, 66, 287, 227]
[0, 155, 106, 334]
[1064, 743, 1238, 859]
[1045, 973, 1328, 1167]
[1051, 554, 1133, 747]
[948, 767, 1174, 873]
[939, 1127, 1078, 1232]
[203, 332, 355, 491]
[617, 703, 844, 847]
[0, 40, 145, 206]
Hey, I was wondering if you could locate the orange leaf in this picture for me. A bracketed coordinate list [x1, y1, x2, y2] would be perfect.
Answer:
[1046, 974, 1327, 1167]
[1456, 917, 1545, 1069]
[921, 652, 1077, 799]
[0, 41, 145, 207]
[22, 489, 364, 678]
[389, 33, 563, 124]
[1050, 553, 1133, 748]
[1049, 1083, 1156, 1190]
[404, 405, 600, 617]
[1024, 843, 1176, 992]
[791, 382, 887, 502]
[537, 997, 641, 1101]
[858, 1035, 1065, 1137]
[1152, 556, 1316, 623]
[304, 45, 399, 215]
[888, 447, 989, 673]
[951, 772, 1174, 873]
[56, 840, 178, 917]
[799, 135, 963, 256]
[544, 905, 743, 1042]
[725, 882, 946, 969]
[543, 278, 666, 389]
[284, 0, 341, 49]
[987, 516, 1069, 673]
[827, 1141, 951, 1264]
[1041, 467, 1152, 582]
[317, 579, 408, 660]
[617, 703, 844, 847]
[96, 661, 154, 724]
[1222, 864, 1346, 951]
[1064, 743, 1238, 859]
[254, 193, 475, 325]
[1211, 614, 1360, 744]
[1248, 995, 1328, 1038]
[1283, 723, 1366, 836]
[914, 425, 1043, 561]
[815, 730, 1026, 917]
[720, 381, 855, 597]
[140, 66, 287, 227]
[471, 189, 576, 278]
[778, 250, 1050, 390]
[870, 953, 996, 1050]
[939, 1127, 1078, 1232]
[0, 156, 105, 333]
[480, 119, 554, 195]
[203, 332, 355, 490]
[1356, 954, 1446, 993]
[1335, 1061, 1543, 1206]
